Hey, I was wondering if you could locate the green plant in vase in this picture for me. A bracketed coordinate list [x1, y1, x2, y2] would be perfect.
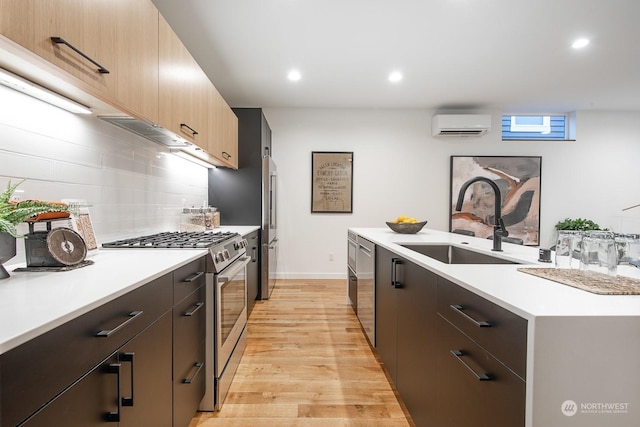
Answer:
[0, 180, 69, 279]
[554, 217, 603, 231]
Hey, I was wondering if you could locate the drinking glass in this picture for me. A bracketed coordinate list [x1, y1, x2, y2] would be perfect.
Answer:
[555, 230, 583, 269]
[615, 233, 640, 269]
[580, 231, 617, 276]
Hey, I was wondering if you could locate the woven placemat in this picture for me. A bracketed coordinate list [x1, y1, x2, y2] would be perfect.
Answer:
[518, 267, 640, 295]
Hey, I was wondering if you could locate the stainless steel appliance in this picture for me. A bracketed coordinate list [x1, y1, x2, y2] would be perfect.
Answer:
[102, 231, 250, 411]
[356, 236, 375, 345]
[262, 155, 278, 299]
[208, 108, 278, 300]
[347, 231, 358, 309]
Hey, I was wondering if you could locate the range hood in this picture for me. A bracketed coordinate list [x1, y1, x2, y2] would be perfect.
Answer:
[99, 116, 191, 148]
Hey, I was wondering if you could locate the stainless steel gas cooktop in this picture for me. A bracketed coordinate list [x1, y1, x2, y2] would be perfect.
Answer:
[101, 231, 238, 249]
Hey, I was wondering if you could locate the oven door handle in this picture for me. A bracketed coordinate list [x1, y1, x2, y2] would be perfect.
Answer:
[217, 256, 251, 284]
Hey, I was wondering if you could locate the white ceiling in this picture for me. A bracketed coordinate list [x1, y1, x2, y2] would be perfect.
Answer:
[152, 0, 640, 113]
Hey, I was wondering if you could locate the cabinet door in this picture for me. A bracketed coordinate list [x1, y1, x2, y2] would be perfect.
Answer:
[111, 0, 159, 122]
[21, 353, 120, 427]
[119, 312, 173, 427]
[0, 0, 159, 122]
[221, 103, 239, 168]
[396, 263, 438, 426]
[158, 14, 207, 147]
[246, 230, 260, 314]
[436, 315, 525, 427]
[374, 246, 398, 382]
[32, 0, 117, 94]
[173, 285, 206, 427]
[22, 313, 173, 427]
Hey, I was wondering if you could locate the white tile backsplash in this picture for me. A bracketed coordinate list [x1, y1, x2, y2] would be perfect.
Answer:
[0, 84, 209, 265]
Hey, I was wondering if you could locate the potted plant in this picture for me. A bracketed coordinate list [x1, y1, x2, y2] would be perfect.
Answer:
[0, 180, 69, 279]
[554, 217, 603, 231]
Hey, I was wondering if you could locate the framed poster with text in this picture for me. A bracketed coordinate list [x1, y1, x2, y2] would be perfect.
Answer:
[311, 151, 353, 213]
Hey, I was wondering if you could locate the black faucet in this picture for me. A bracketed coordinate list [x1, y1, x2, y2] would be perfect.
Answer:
[455, 177, 508, 252]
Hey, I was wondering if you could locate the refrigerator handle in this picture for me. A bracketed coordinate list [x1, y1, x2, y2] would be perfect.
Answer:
[270, 173, 277, 229]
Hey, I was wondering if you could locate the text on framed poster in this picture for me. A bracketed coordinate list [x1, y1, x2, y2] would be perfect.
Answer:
[311, 151, 353, 213]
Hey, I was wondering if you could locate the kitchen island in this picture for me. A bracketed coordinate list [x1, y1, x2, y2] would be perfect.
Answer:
[351, 227, 640, 427]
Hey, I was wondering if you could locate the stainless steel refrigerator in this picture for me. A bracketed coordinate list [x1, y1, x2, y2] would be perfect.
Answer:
[208, 108, 278, 299]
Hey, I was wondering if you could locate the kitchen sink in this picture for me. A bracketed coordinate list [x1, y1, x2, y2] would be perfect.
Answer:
[400, 244, 521, 265]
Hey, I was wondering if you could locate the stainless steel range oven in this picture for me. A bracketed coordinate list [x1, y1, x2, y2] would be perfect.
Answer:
[202, 239, 250, 411]
[102, 231, 250, 411]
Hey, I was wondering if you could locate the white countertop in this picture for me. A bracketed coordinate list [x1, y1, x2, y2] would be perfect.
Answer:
[0, 225, 260, 354]
[351, 227, 640, 319]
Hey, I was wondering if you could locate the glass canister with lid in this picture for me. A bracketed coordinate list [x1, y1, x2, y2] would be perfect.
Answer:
[179, 206, 217, 232]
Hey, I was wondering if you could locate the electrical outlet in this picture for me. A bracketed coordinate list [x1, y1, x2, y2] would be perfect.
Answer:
[329, 252, 334, 261]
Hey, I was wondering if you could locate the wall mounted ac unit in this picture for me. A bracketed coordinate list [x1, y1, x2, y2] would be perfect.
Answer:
[431, 114, 491, 137]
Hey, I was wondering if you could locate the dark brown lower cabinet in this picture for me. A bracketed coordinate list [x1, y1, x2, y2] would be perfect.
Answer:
[375, 246, 438, 426]
[436, 315, 525, 427]
[374, 243, 526, 427]
[22, 312, 173, 426]
[173, 282, 207, 427]
[245, 230, 260, 315]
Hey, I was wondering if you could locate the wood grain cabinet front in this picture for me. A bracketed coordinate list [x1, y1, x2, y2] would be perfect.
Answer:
[0, 0, 159, 122]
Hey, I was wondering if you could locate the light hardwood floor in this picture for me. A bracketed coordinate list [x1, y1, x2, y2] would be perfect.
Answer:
[189, 279, 413, 427]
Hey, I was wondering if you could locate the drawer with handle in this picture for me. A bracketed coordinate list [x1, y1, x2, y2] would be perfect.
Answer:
[0, 273, 172, 427]
[437, 277, 527, 379]
[436, 314, 525, 426]
[173, 256, 207, 303]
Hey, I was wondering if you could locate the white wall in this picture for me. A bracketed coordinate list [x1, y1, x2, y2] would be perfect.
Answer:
[0, 84, 208, 264]
[2, 83, 639, 280]
[264, 108, 640, 279]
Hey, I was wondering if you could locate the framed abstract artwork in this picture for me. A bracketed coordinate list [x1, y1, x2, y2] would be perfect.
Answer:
[450, 156, 542, 246]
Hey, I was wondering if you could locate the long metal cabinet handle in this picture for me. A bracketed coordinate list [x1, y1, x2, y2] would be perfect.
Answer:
[358, 244, 372, 256]
[183, 362, 204, 384]
[120, 352, 135, 407]
[180, 123, 199, 136]
[183, 271, 204, 283]
[96, 311, 144, 337]
[50, 36, 110, 74]
[391, 258, 403, 288]
[450, 304, 491, 327]
[184, 302, 204, 316]
[106, 363, 122, 422]
[450, 350, 491, 381]
[218, 256, 251, 283]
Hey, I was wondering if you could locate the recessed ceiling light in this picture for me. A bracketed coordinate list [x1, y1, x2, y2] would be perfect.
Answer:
[388, 71, 403, 83]
[572, 38, 590, 49]
[287, 69, 301, 81]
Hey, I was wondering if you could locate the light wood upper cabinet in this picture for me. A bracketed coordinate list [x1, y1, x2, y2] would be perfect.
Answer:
[158, 14, 207, 148]
[1, 1, 237, 168]
[221, 104, 239, 168]
[0, 0, 159, 122]
[112, 0, 159, 122]
[207, 83, 238, 169]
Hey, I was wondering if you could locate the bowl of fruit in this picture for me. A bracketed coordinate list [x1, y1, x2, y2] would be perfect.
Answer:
[386, 216, 428, 234]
